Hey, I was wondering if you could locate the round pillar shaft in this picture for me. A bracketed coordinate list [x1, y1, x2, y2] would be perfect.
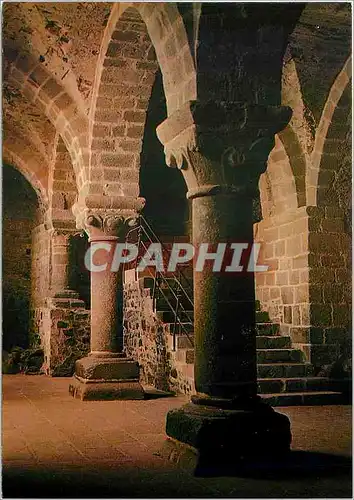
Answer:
[192, 194, 257, 399]
[89, 239, 123, 355]
[69, 211, 144, 401]
[51, 233, 72, 294]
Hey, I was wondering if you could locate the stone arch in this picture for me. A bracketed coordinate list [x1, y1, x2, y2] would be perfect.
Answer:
[278, 125, 307, 207]
[4, 48, 90, 191]
[258, 171, 273, 220]
[308, 56, 351, 206]
[281, 56, 313, 208]
[317, 84, 351, 210]
[88, 3, 195, 209]
[260, 135, 298, 219]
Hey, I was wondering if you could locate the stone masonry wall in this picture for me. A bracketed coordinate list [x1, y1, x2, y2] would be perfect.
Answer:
[255, 205, 351, 369]
[3, 165, 38, 351]
[30, 224, 51, 310]
[255, 206, 311, 345]
[307, 206, 351, 369]
[30, 225, 91, 375]
[40, 300, 90, 376]
[30, 223, 51, 350]
[3, 217, 34, 350]
[123, 278, 170, 390]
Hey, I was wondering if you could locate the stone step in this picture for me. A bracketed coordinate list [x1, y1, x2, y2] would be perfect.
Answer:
[140, 276, 193, 296]
[165, 323, 194, 336]
[157, 310, 194, 323]
[175, 348, 194, 364]
[261, 391, 345, 407]
[174, 362, 194, 379]
[169, 334, 293, 351]
[256, 336, 291, 349]
[160, 279, 193, 291]
[172, 336, 297, 352]
[256, 323, 280, 336]
[140, 276, 155, 289]
[257, 377, 343, 394]
[257, 349, 304, 364]
[172, 336, 293, 350]
[155, 296, 193, 311]
[257, 363, 314, 379]
[256, 311, 270, 323]
[176, 334, 194, 349]
[159, 280, 193, 297]
[167, 333, 194, 351]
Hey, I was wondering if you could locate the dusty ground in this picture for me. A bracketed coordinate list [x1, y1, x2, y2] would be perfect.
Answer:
[2, 374, 352, 498]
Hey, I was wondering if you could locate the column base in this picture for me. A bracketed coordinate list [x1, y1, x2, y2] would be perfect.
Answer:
[52, 289, 80, 299]
[166, 395, 291, 462]
[69, 355, 144, 400]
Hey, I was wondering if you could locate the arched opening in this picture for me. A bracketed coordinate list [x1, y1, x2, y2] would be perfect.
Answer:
[3, 164, 41, 352]
[139, 69, 189, 239]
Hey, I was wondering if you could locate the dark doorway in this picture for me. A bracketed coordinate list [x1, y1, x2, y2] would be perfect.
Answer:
[2, 164, 39, 351]
[140, 70, 190, 240]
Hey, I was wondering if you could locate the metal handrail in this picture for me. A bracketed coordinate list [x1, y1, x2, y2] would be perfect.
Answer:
[138, 238, 193, 321]
[140, 215, 193, 299]
[123, 216, 194, 349]
[138, 239, 194, 349]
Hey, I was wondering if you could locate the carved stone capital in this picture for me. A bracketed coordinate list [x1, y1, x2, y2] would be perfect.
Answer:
[77, 209, 138, 241]
[44, 208, 77, 232]
[50, 230, 72, 244]
[156, 100, 292, 198]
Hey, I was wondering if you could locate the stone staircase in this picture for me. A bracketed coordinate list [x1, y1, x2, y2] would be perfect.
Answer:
[142, 277, 347, 406]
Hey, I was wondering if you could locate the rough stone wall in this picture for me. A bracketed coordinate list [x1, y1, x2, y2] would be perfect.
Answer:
[3, 217, 34, 350]
[123, 277, 192, 394]
[50, 137, 78, 214]
[123, 278, 170, 390]
[30, 223, 51, 350]
[255, 204, 351, 369]
[3, 165, 39, 350]
[40, 300, 90, 376]
[30, 224, 50, 310]
[30, 225, 91, 373]
[307, 207, 351, 369]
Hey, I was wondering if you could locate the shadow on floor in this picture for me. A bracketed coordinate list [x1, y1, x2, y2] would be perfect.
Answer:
[194, 450, 352, 480]
[2, 452, 352, 499]
[2, 464, 198, 499]
[143, 385, 176, 400]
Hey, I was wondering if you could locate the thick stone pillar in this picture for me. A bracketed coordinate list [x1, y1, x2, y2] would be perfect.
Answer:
[192, 194, 257, 399]
[157, 101, 293, 461]
[49, 230, 79, 299]
[69, 210, 144, 400]
[39, 226, 88, 375]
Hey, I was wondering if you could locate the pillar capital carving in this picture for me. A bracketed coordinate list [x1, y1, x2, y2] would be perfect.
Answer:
[49, 228, 81, 239]
[157, 100, 292, 199]
[76, 209, 138, 241]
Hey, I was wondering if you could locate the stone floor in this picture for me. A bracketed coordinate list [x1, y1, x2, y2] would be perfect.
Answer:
[2, 375, 352, 498]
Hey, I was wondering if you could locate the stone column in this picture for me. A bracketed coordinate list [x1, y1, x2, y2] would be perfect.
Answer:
[69, 210, 144, 400]
[49, 230, 79, 299]
[43, 227, 87, 375]
[157, 101, 293, 461]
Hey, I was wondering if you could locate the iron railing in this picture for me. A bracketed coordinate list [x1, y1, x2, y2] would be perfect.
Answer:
[124, 215, 194, 350]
